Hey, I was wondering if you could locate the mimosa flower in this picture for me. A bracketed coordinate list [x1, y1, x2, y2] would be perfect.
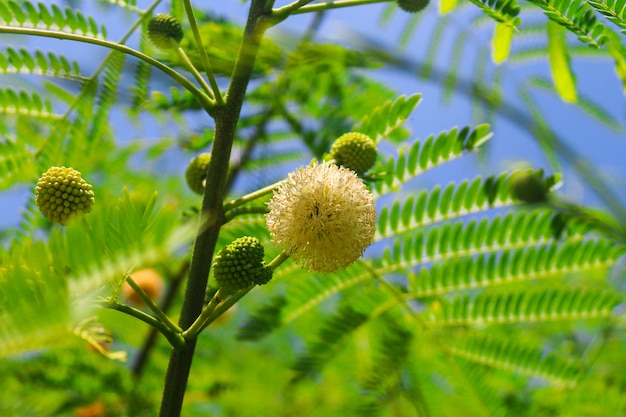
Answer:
[266, 163, 376, 273]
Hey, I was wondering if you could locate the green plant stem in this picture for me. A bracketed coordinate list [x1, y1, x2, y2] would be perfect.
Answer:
[158, 1, 270, 416]
[181, 289, 225, 340]
[222, 206, 269, 223]
[181, 0, 225, 105]
[132, 262, 188, 378]
[223, 159, 335, 212]
[185, 250, 290, 338]
[272, 0, 390, 21]
[198, 287, 253, 332]
[125, 275, 183, 334]
[57, 0, 163, 122]
[176, 47, 216, 100]
[223, 180, 282, 211]
[0, 26, 215, 116]
[99, 300, 186, 350]
[268, 250, 291, 270]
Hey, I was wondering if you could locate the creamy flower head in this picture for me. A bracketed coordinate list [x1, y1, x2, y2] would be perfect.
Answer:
[266, 163, 377, 273]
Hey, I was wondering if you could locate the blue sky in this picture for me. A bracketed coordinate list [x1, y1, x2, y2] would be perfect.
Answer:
[1, 0, 625, 230]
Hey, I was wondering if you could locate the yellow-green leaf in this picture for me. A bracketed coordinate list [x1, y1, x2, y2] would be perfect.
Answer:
[439, 0, 458, 14]
[492, 22, 514, 64]
[547, 20, 578, 103]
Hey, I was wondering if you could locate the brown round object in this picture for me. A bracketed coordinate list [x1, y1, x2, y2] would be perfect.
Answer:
[122, 268, 164, 306]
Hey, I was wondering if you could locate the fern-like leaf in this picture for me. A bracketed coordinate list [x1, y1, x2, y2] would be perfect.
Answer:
[449, 334, 583, 386]
[237, 295, 287, 341]
[0, 191, 193, 357]
[0, 88, 58, 119]
[373, 124, 493, 195]
[376, 170, 559, 236]
[526, 0, 608, 47]
[0, 1, 107, 38]
[237, 262, 373, 341]
[587, 0, 626, 33]
[468, 0, 522, 27]
[408, 239, 622, 297]
[0, 47, 83, 80]
[87, 52, 125, 148]
[427, 288, 622, 327]
[355, 93, 422, 142]
[291, 305, 371, 382]
[0, 139, 36, 190]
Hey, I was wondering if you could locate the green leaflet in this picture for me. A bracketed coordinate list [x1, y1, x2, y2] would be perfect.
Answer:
[547, 20, 578, 102]
[492, 22, 515, 63]
[440, 0, 460, 14]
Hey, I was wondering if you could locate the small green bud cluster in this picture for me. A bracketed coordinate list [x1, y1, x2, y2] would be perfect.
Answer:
[148, 14, 183, 50]
[185, 153, 211, 195]
[397, 0, 430, 13]
[329, 132, 378, 175]
[510, 169, 548, 203]
[35, 166, 95, 225]
[213, 237, 273, 292]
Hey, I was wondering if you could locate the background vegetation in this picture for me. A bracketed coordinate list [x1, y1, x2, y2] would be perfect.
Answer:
[0, 0, 625, 416]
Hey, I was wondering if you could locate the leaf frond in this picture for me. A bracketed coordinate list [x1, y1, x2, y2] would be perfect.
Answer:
[373, 124, 493, 196]
[0, 138, 36, 190]
[376, 170, 559, 237]
[468, 0, 522, 27]
[587, 0, 626, 33]
[427, 288, 622, 327]
[449, 333, 583, 386]
[0, 88, 58, 119]
[0, 1, 107, 38]
[525, 0, 608, 47]
[0, 47, 84, 81]
[355, 93, 422, 142]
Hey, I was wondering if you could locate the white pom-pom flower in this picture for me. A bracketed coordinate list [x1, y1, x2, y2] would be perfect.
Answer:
[266, 163, 376, 273]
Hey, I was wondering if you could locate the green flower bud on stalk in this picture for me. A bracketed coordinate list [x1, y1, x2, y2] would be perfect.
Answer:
[510, 169, 548, 203]
[148, 14, 183, 50]
[329, 132, 377, 175]
[35, 166, 95, 226]
[213, 237, 273, 292]
[397, 0, 430, 13]
[185, 153, 211, 195]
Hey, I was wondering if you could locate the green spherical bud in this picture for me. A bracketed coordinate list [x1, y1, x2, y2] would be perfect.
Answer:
[510, 169, 548, 203]
[185, 153, 211, 195]
[329, 132, 378, 175]
[213, 237, 273, 292]
[148, 14, 183, 50]
[35, 166, 95, 226]
[397, 0, 429, 13]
